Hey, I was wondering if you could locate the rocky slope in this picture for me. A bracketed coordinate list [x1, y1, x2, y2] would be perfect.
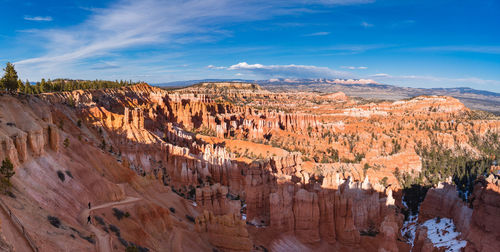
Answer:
[0, 82, 498, 251]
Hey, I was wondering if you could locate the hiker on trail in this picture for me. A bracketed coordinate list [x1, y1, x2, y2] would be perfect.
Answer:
[88, 202, 91, 209]
[87, 215, 91, 224]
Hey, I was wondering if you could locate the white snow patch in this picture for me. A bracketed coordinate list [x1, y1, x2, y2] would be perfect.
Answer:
[192, 202, 197, 207]
[422, 218, 466, 252]
[401, 195, 419, 246]
[401, 214, 418, 246]
[402, 199, 408, 208]
[242, 214, 247, 221]
[249, 218, 266, 228]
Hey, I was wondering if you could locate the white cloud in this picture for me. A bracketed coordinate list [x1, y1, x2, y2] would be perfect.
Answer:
[314, 44, 394, 55]
[370, 73, 500, 90]
[361, 21, 373, 28]
[15, 0, 375, 80]
[341, 66, 368, 70]
[207, 65, 226, 70]
[370, 73, 391, 77]
[305, 31, 330, 36]
[24, 16, 53, 21]
[224, 62, 350, 78]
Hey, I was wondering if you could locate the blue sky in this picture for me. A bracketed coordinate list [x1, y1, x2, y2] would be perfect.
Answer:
[1, 0, 499, 92]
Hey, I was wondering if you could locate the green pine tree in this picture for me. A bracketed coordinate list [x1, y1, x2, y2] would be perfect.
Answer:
[24, 79, 31, 94]
[0, 62, 19, 92]
[40, 78, 47, 93]
[17, 79, 24, 92]
[0, 157, 15, 192]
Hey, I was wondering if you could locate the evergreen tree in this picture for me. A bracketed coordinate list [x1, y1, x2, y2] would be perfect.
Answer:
[0, 157, 15, 191]
[0, 62, 19, 92]
[40, 78, 47, 93]
[24, 79, 31, 94]
[35, 82, 41, 94]
[17, 79, 24, 92]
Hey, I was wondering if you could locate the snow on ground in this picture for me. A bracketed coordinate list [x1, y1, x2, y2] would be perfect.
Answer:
[402, 199, 408, 208]
[401, 195, 419, 246]
[422, 218, 466, 252]
[401, 214, 418, 246]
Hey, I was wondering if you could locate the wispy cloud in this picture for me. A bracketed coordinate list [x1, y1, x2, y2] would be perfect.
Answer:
[341, 66, 368, 69]
[24, 16, 53, 22]
[414, 46, 500, 55]
[15, 0, 375, 79]
[217, 62, 350, 78]
[370, 73, 500, 90]
[370, 73, 391, 77]
[207, 65, 226, 70]
[305, 31, 330, 36]
[313, 44, 394, 55]
[361, 21, 373, 28]
[89, 61, 120, 70]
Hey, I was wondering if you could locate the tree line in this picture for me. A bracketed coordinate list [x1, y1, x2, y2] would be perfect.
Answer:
[413, 131, 499, 201]
[0, 62, 139, 94]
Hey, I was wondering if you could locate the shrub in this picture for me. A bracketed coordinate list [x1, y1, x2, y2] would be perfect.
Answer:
[63, 138, 69, 148]
[81, 235, 95, 244]
[119, 237, 129, 247]
[188, 187, 196, 199]
[112, 208, 125, 220]
[65, 170, 73, 179]
[47, 216, 61, 228]
[57, 170, 65, 182]
[109, 224, 120, 237]
[94, 216, 105, 226]
[126, 246, 139, 252]
[381, 177, 388, 187]
[360, 229, 379, 237]
[6, 191, 15, 198]
[185, 215, 195, 223]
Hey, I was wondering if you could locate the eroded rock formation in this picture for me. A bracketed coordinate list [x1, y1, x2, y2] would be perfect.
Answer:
[0, 83, 498, 251]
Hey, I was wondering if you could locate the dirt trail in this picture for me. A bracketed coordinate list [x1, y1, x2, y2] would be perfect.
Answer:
[0, 205, 33, 251]
[80, 197, 141, 252]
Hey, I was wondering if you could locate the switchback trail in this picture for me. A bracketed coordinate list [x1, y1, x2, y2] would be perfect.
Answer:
[80, 197, 141, 252]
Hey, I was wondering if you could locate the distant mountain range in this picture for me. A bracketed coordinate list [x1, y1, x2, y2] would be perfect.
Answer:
[156, 79, 500, 114]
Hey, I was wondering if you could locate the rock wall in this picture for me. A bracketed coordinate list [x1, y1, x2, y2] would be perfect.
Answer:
[16, 83, 498, 251]
[0, 96, 60, 167]
[196, 184, 241, 216]
[466, 176, 500, 252]
[419, 183, 472, 233]
[195, 211, 252, 252]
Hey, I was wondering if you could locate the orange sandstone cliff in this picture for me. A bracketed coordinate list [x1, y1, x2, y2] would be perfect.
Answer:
[0, 83, 498, 251]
